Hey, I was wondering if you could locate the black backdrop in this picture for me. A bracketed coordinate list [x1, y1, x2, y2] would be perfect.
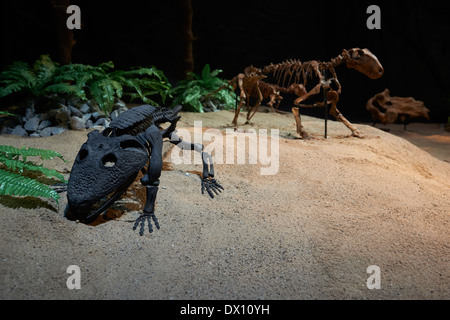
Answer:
[2, 0, 449, 122]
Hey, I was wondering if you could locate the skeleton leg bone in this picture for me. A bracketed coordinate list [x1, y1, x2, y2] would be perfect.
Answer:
[325, 90, 363, 137]
[292, 107, 310, 139]
[246, 85, 263, 124]
[329, 103, 364, 138]
[232, 75, 246, 126]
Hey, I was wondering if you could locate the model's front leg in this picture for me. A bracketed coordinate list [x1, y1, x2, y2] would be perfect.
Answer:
[133, 182, 160, 236]
[201, 151, 224, 198]
[134, 124, 163, 235]
[169, 131, 224, 198]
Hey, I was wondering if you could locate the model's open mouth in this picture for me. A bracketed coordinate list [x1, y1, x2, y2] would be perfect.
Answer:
[68, 173, 139, 224]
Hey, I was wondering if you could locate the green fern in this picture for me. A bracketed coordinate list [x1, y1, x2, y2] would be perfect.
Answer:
[1, 56, 172, 115]
[0, 169, 60, 204]
[0, 55, 81, 100]
[0, 156, 65, 182]
[109, 66, 172, 106]
[171, 64, 236, 112]
[54, 62, 171, 115]
[0, 61, 36, 97]
[0, 145, 66, 162]
[0, 145, 67, 205]
[0, 111, 14, 118]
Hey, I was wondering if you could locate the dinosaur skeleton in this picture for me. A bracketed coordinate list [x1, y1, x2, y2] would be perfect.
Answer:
[206, 66, 283, 126]
[261, 48, 384, 138]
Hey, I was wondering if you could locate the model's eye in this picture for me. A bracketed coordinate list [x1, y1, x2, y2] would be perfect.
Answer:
[120, 139, 143, 150]
[78, 148, 88, 161]
[102, 153, 117, 168]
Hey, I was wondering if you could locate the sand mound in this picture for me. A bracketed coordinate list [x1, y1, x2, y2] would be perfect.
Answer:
[0, 110, 449, 299]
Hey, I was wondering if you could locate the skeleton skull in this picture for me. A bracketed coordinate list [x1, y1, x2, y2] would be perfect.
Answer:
[67, 130, 148, 223]
[366, 89, 430, 125]
[345, 48, 384, 79]
[244, 65, 267, 80]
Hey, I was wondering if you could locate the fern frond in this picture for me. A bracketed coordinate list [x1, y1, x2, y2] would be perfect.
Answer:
[0, 169, 60, 204]
[0, 145, 66, 162]
[33, 55, 58, 89]
[0, 156, 66, 182]
[0, 111, 14, 117]
[121, 67, 169, 82]
[0, 83, 25, 97]
[89, 78, 120, 115]
[44, 83, 87, 100]
[0, 61, 36, 97]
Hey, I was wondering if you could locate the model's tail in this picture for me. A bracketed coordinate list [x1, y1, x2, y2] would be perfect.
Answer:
[172, 104, 183, 116]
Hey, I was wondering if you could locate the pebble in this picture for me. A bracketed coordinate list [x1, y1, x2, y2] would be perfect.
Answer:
[51, 126, 66, 135]
[38, 120, 52, 130]
[24, 117, 40, 131]
[79, 103, 90, 114]
[70, 116, 86, 131]
[40, 127, 52, 137]
[11, 125, 28, 137]
[1, 99, 128, 138]
[69, 106, 83, 118]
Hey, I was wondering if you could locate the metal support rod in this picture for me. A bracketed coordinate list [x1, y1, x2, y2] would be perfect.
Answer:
[324, 87, 328, 139]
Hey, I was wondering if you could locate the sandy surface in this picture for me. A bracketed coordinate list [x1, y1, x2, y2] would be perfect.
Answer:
[0, 109, 449, 300]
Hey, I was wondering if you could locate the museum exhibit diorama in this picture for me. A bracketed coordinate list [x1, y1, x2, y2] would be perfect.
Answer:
[0, 0, 448, 305]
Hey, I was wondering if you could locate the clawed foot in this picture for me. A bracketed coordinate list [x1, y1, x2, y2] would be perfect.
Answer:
[352, 131, 365, 139]
[201, 177, 224, 198]
[133, 212, 160, 236]
[301, 134, 324, 140]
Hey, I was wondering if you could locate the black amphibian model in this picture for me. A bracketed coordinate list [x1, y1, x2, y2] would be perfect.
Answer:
[66, 105, 223, 235]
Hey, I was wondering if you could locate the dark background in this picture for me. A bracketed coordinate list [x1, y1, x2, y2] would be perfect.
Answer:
[1, 0, 449, 122]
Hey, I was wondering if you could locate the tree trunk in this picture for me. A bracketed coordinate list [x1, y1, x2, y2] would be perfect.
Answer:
[176, 0, 194, 80]
[51, 0, 75, 65]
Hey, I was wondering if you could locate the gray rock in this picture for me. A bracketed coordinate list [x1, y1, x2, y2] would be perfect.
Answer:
[25, 107, 35, 120]
[51, 126, 66, 136]
[91, 111, 106, 121]
[29, 132, 41, 138]
[40, 127, 52, 137]
[94, 117, 110, 128]
[79, 103, 90, 114]
[69, 106, 83, 118]
[24, 117, 40, 131]
[85, 120, 94, 129]
[82, 113, 92, 123]
[38, 120, 52, 130]
[11, 125, 28, 137]
[110, 110, 120, 120]
[70, 116, 86, 131]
